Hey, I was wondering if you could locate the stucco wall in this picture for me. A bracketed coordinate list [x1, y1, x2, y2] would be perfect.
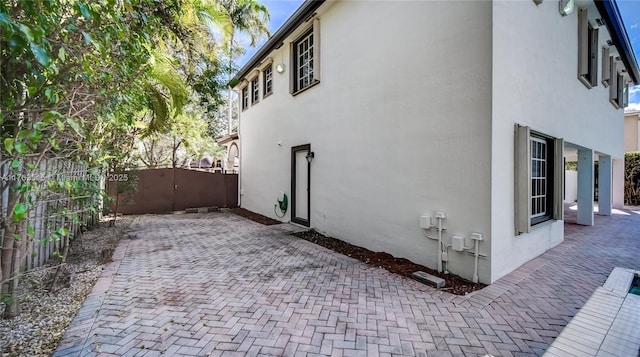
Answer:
[625, 113, 640, 152]
[491, 1, 625, 282]
[240, 0, 493, 282]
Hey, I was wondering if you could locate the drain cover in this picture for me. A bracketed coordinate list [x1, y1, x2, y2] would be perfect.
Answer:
[412, 271, 445, 289]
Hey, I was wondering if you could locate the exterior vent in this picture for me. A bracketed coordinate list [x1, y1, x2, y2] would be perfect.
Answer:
[595, 18, 605, 26]
[607, 39, 614, 46]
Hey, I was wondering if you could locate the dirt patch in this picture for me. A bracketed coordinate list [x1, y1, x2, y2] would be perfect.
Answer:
[231, 208, 281, 225]
[292, 229, 486, 296]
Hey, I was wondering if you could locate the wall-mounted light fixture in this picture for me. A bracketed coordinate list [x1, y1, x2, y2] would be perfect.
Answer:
[559, 0, 575, 16]
[533, 0, 543, 6]
[306, 151, 315, 163]
[276, 64, 285, 73]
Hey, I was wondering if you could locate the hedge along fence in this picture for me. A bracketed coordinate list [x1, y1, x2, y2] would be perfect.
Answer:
[625, 152, 640, 206]
[2, 159, 101, 262]
[1, 155, 102, 317]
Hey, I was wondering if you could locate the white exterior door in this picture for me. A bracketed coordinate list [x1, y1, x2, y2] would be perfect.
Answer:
[292, 144, 310, 226]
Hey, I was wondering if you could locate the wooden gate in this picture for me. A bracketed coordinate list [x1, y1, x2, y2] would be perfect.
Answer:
[106, 168, 238, 215]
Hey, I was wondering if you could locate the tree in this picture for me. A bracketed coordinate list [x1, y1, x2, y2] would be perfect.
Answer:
[136, 112, 222, 169]
[218, 0, 270, 135]
[0, 0, 245, 318]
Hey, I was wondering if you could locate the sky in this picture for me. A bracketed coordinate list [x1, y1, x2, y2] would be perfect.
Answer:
[238, 0, 640, 109]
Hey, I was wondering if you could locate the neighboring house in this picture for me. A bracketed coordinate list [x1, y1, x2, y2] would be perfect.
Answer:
[189, 158, 212, 169]
[625, 110, 640, 152]
[217, 132, 240, 173]
[233, 0, 639, 284]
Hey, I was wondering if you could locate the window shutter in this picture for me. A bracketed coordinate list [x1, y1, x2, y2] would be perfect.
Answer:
[623, 83, 629, 108]
[312, 18, 321, 83]
[609, 62, 618, 108]
[617, 74, 624, 108]
[553, 138, 564, 220]
[602, 49, 610, 87]
[515, 125, 531, 234]
[578, 9, 589, 80]
[589, 28, 599, 87]
[289, 41, 295, 94]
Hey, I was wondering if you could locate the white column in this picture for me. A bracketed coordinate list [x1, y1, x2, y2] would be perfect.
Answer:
[612, 158, 624, 209]
[598, 155, 612, 216]
[577, 149, 594, 225]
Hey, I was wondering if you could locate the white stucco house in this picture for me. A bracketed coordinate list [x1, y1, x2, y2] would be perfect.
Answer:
[233, 0, 639, 284]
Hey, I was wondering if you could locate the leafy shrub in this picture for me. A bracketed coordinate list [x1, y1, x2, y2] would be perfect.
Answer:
[625, 152, 640, 206]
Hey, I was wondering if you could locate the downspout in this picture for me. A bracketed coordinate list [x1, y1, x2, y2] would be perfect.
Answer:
[236, 88, 242, 208]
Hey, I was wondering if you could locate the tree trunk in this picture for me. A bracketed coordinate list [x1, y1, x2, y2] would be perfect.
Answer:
[227, 35, 234, 135]
[2, 218, 25, 318]
[110, 192, 120, 227]
[1, 187, 21, 313]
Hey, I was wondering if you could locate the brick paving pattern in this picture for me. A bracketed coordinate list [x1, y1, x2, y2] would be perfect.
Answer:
[54, 207, 640, 356]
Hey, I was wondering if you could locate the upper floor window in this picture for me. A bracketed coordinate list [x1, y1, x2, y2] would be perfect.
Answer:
[241, 86, 249, 111]
[263, 64, 273, 98]
[609, 65, 627, 109]
[251, 77, 259, 105]
[294, 29, 314, 91]
[291, 19, 320, 94]
[578, 9, 598, 88]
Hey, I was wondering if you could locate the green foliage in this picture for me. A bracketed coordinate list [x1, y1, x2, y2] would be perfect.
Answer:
[625, 152, 640, 206]
[565, 161, 578, 171]
[1, 0, 270, 318]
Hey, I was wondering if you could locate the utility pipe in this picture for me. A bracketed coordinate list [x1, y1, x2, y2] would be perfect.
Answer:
[437, 217, 443, 273]
[473, 238, 479, 283]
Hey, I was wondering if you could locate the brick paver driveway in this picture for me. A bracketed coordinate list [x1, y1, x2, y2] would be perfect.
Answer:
[54, 207, 640, 357]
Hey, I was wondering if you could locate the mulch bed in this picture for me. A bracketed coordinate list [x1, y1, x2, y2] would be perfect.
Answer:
[292, 229, 486, 296]
[230, 208, 281, 225]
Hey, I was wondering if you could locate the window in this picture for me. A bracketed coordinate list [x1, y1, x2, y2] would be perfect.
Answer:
[294, 29, 314, 91]
[291, 19, 320, 94]
[610, 72, 626, 109]
[241, 86, 249, 111]
[515, 125, 564, 234]
[609, 63, 626, 109]
[578, 9, 598, 88]
[263, 65, 273, 97]
[251, 77, 259, 105]
[530, 136, 552, 224]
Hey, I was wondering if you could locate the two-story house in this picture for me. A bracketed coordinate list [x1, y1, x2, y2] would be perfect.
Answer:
[233, 0, 639, 283]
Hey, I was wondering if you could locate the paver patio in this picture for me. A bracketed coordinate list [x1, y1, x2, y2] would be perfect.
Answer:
[54, 206, 640, 357]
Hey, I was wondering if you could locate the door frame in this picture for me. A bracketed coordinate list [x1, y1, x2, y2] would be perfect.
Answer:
[291, 144, 311, 226]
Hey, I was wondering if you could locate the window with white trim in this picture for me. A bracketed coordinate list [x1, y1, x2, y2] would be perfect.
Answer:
[241, 86, 249, 111]
[294, 29, 314, 91]
[530, 136, 551, 224]
[515, 125, 564, 234]
[578, 9, 598, 88]
[291, 19, 320, 94]
[251, 77, 259, 105]
[263, 64, 273, 97]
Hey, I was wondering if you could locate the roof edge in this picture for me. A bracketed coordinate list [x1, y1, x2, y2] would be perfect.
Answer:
[594, 0, 640, 85]
[233, 0, 326, 84]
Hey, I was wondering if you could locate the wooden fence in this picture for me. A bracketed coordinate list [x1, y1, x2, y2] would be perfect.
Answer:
[0, 157, 100, 271]
[106, 168, 238, 215]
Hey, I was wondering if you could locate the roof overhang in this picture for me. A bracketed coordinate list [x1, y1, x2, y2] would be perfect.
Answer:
[232, 0, 325, 85]
[217, 132, 239, 145]
[594, 0, 640, 84]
